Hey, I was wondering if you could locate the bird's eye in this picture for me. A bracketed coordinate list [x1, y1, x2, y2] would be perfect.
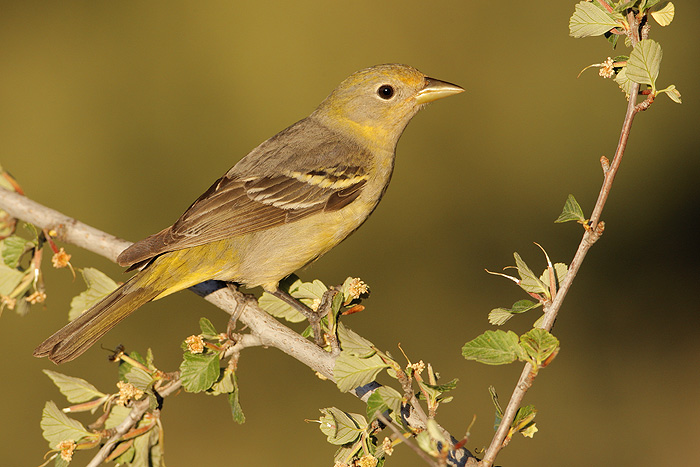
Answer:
[377, 85, 395, 99]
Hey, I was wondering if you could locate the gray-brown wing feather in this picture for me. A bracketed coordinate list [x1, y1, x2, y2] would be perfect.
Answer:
[117, 148, 369, 269]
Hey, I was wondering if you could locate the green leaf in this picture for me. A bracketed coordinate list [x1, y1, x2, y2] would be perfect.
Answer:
[415, 430, 438, 456]
[462, 330, 525, 365]
[512, 404, 538, 435]
[1, 235, 28, 268]
[334, 351, 389, 393]
[555, 194, 586, 223]
[514, 252, 548, 295]
[642, 0, 664, 12]
[366, 386, 402, 422]
[179, 351, 220, 393]
[658, 84, 682, 104]
[318, 407, 366, 445]
[626, 39, 662, 89]
[258, 292, 306, 323]
[614, 0, 638, 12]
[40, 401, 96, 448]
[540, 263, 568, 291]
[336, 323, 376, 358]
[130, 428, 162, 467]
[488, 300, 541, 326]
[292, 279, 328, 301]
[43, 370, 106, 404]
[198, 317, 218, 338]
[208, 368, 235, 395]
[119, 350, 148, 382]
[569, 2, 622, 38]
[0, 262, 25, 295]
[420, 378, 459, 405]
[614, 66, 634, 98]
[520, 328, 560, 367]
[650, 2, 675, 26]
[124, 366, 154, 391]
[422, 378, 459, 393]
[104, 404, 132, 430]
[228, 374, 246, 425]
[69, 268, 119, 321]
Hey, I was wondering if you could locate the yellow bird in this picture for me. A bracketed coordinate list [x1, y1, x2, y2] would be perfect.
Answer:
[34, 64, 463, 364]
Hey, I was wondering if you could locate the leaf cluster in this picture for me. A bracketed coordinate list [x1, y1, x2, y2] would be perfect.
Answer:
[39, 351, 165, 467]
[570, 1, 681, 103]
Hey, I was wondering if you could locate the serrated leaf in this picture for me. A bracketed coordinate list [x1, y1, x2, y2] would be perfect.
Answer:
[318, 407, 366, 445]
[614, 66, 633, 98]
[555, 194, 586, 223]
[1, 235, 28, 268]
[514, 252, 548, 295]
[336, 323, 376, 358]
[334, 352, 389, 392]
[258, 292, 306, 323]
[69, 268, 119, 321]
[43, 370, 106, 404]
[198, 317, 218, 338]
[179, 351, 220, 393]
[41, 401, 96, 448]
[569, 1, 622, 38]
[626, 39, 662, 88]
[489, 300, 542, 326]
[366, 386, 402, 421]
[462, 330, 525, 365]
[520, 329, 560, 367]
[292, 279, 328, 301]
[650, 2, 674, 26]
[488, 308, 515, 326]
[125, 366, 154, 391]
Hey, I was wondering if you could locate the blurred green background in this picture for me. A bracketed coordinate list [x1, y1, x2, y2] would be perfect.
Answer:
[2, 1, 699, 466]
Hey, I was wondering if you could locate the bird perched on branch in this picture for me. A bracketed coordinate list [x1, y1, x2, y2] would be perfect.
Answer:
[34, 63, 463, 364]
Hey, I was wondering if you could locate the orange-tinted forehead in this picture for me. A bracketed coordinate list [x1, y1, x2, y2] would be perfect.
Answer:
[341, 64, 426, 89]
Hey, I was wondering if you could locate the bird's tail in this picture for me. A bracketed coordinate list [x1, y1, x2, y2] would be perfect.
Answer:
[33, 273, 162, 364]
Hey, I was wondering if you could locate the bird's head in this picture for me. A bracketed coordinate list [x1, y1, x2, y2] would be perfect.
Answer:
[313, 64, 463, 150]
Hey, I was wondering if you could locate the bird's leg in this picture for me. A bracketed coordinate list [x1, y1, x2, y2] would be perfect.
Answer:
[271, 289, 326, 345]
[225, 283, 258, 337]
[317, 289, 341, 355]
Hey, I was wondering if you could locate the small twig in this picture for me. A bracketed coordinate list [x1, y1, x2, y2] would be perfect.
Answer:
[480, 10, 646, 467]
[376, 411, 439, 467]
[86, 379, 182, 467]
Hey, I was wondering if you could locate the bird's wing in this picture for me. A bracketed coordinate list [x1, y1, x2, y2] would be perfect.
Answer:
[116, 159, 368, 269]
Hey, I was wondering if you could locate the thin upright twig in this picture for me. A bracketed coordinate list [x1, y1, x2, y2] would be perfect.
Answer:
[479, 10, 645, 467]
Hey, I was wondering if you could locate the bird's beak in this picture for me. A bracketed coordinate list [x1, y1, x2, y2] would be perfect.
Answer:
[415, 77, 464, 104]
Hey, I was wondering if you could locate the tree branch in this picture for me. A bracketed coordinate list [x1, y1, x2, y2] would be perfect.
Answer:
[0, 187, 475, 465]
[479, 11, 645, 467]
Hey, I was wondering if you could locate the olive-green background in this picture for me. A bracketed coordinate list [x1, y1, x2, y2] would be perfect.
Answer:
[2, 2, 699, 466]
